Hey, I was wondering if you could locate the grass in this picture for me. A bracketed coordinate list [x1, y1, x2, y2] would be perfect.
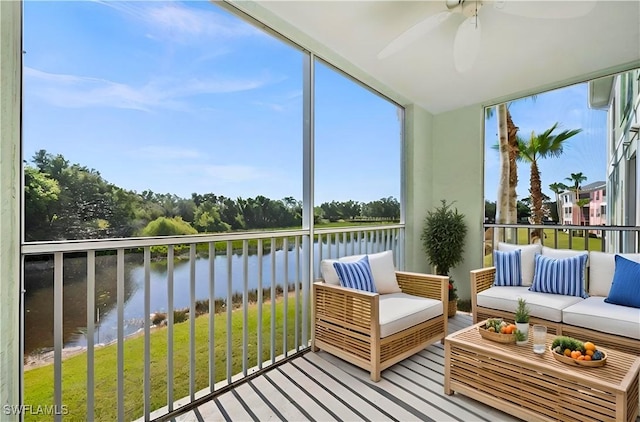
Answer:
[483, 227, 603, 266]
[24, 295, 305, 421]
[150, 220, 392, 258]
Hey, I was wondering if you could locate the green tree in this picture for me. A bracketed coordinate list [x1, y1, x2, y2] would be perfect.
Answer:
[565, 172, 588, 225]
[24, 165, 61, 241]
[484, 200, 496, 222]
[140, 216, 198, 236]
[549, 182, 568, 223]
[517, 123, 582, 224]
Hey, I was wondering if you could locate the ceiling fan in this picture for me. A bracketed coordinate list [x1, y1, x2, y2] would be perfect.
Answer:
[377, 0, 597, 73]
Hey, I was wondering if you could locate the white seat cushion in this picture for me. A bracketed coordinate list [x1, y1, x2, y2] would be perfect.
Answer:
[562, 296, 640, 340]
[321, 250, 401, 294]
[497, 243, 541, 286]
[476, 286, 583, 322]
[589, 251, 640, 297]
[378, 293, 442, 338]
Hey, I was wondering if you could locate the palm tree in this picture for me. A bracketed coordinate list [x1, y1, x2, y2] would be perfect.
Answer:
[549, 182, 569, 223]
[566, 172, 588, 225]
[518, 123, 582, 224]
[492, 104, 521, 226]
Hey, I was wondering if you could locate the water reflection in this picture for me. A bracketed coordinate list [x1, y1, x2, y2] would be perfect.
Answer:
[24, 238, 389, 356]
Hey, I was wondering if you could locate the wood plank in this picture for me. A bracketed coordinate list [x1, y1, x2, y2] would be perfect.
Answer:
[249, 375, 309, 421]
[291, 356, 390, 421]
[179, 312, 640, 422]
[213, 390, 255, 421]
[305, 352, 420, 421]
[278, 361, 364, 421]
[264, 367, 337, 421]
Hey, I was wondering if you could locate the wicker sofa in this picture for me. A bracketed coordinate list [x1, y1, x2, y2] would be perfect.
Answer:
[312, 250, 448, 381]
[471, 242, 640, 355]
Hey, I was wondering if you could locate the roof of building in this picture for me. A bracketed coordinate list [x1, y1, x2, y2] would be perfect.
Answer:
[580, 181, 607, 192]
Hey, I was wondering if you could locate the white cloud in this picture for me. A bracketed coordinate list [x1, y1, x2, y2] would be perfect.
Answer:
[96, 1, 261, 42]
[24, 67, 273, 111]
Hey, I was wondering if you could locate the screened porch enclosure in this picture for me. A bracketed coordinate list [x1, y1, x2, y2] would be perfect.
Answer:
[2, 0, 639, 421]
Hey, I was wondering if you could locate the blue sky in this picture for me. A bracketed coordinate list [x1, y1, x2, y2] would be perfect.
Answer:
[484, 83, 608, 203]
[22, 1, 401, 205]
[23, 1, 605, 207]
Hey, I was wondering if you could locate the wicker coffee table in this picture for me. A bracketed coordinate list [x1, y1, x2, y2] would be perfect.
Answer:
[444, 321, 640, 422]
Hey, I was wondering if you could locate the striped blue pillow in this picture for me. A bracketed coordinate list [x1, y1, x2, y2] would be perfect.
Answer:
[529, 254, 588, 298]
[333, 256, 377, 293]
[494, 249, 522, 286]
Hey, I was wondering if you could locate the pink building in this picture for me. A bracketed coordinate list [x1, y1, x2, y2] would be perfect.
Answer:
[560, 181, 606, 231]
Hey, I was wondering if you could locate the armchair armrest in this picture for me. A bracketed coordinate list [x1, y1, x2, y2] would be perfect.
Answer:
[313, 281, 379, 334]
[395, 271, 448, 305]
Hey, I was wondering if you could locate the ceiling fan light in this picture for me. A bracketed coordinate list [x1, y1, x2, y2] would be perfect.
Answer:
[453, 15, 481, 73]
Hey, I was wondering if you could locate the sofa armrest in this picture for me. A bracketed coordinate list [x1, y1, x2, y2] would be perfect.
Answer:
[470, 267, 495, 323]
[395, 271, 448, 304]
[313, 281, 379, 334]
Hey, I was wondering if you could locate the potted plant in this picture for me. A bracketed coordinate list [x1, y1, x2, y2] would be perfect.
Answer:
[421, 200, 467, 318]
[515, 297, 530, 345]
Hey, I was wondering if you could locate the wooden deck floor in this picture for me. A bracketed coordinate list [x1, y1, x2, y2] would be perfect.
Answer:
[170, 313, 523, 422]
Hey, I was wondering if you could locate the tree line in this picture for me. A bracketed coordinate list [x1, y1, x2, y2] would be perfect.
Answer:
[25, 150, 400, 241]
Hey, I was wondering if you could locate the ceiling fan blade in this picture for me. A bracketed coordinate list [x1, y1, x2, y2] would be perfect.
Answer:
[493, 0, 597, 19]
[378, 11, 453, 59]
[453, 15, 481, 73]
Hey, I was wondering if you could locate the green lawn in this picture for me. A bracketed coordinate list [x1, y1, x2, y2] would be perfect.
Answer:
[152, 220, 393, 257]
[24, 296, 305, 421]
[483, 227, 603, 266]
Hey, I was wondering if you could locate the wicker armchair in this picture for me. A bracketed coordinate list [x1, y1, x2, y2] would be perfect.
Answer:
[312, 271, 448, 381]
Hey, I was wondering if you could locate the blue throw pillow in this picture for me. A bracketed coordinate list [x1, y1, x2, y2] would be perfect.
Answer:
[605, 255, 640, 308]
[333, 256, 377, 293]
[494, 249, 522, 286]
[529, 253, 588, 298]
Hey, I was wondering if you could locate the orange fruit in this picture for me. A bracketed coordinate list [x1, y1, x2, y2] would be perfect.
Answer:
[571, 350, 582, 359]
[584, 342, 596, 351]
[583, 355, 592, 361]
[577, 355, 585, 360]
[586, 349, 594, 357]
[564, 348, 572, 357]
[500, 326, 508, 334]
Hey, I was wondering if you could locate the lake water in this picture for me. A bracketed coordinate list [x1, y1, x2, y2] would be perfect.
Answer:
[24, 239, 390, 356]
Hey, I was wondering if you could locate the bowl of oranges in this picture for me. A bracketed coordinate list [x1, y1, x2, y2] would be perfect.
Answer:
[478, 318, 517, 344]
[550, 336, 607, 367]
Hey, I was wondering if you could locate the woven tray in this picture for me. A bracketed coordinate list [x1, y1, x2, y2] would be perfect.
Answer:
[478, 325, 516, 344]
[550, 346, 607, 367]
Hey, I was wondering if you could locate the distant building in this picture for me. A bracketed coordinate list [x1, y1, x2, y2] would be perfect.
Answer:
[558, 181, 606, 236]
[589, 68, 639, 251]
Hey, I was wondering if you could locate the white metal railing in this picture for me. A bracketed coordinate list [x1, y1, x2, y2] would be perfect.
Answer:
[21, 224, 403, 421]
[483, 223, 640, 265]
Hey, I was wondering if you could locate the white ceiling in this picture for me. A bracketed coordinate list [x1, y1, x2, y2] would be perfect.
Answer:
[244, 0, 640, 114]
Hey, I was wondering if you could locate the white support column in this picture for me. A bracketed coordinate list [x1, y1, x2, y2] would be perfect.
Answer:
[302, 53, 314, 346]
[0, 1, 22, 420]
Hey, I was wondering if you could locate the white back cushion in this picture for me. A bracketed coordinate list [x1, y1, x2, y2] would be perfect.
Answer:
[589, 251, 640, 297]
[320, 259, 340, 285]
[497, 243, 541, 286]
[340, 250, 401, 294]
[542, 246, 589, 260]
[320, 250, 401, 293]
